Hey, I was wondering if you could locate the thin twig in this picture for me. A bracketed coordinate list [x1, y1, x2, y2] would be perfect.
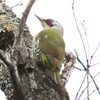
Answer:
[77, 57, 100, 95]
[81, 22, 89, 62]
[77, 57, 86, 70]
[90, 62, 100, 67]
[89, 73, 100, 95]
[72, 0, 100, 99]
[72, 0, 88, 64]
[87, 70, 89, 100]
[72, 5, 90, 99]
[78, 72, 100, 100]
[90, 42, 100, 64]
[11, 1, 23, 8]
[83, 89, 96, 100]
[75, 67, 85, 71]
[75, 74, 87, 100]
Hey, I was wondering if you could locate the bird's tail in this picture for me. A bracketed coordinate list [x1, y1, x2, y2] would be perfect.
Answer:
[41, 53, 62, 86]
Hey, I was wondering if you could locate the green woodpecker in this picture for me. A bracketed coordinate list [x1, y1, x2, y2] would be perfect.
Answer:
[33, 15, 65, 86]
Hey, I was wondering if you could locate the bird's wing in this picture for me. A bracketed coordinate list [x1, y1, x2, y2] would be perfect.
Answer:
[36, 28, 65, 61]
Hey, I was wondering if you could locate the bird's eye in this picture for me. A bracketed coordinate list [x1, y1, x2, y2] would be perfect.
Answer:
[45, 20, 53, 27]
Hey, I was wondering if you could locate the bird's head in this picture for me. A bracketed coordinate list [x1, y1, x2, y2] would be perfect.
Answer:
[35, 15, 64, 36]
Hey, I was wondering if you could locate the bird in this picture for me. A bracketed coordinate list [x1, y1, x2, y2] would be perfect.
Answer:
[33, 15, 65, 86]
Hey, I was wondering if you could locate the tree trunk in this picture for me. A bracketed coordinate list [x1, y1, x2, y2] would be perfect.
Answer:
[0, 2, 76, 100]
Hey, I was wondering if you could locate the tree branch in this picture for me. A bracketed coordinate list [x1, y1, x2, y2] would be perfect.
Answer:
[0, 50, 27, 100]
[19, 0, 36, 36]
[0, 50, 14, 70]
[14, 0, 36, 47]
[61, 51, 76, 86]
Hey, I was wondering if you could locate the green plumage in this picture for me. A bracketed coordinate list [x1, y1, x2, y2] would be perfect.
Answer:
[33, 28, 65, 86]
[37, 28, 65, 61]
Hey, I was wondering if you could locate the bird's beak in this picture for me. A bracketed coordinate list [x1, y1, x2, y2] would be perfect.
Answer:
[34, 14, 44, 21]
[35, 14, 47, 29]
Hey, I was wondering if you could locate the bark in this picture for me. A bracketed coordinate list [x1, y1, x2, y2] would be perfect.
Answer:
[0, 1, 76, 100]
